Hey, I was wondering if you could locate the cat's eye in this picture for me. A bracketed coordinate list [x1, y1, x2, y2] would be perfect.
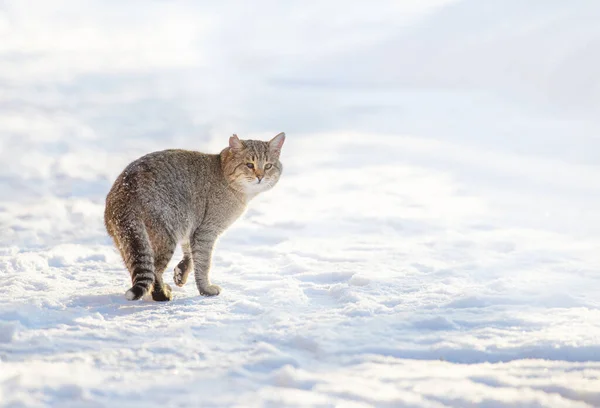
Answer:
[246, 163, 254, 169]
[265, 163, 273, 170]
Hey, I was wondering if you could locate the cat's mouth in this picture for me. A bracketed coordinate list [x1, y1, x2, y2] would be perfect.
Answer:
[243, 178, 268, 189]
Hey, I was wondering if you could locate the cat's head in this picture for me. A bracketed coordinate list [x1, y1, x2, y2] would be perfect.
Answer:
[221, 132, 285, 197]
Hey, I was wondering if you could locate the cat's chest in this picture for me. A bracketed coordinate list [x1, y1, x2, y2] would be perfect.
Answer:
[199, 190, 246, 232]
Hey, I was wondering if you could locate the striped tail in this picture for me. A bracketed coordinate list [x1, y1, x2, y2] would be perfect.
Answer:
[116, 219, 155, 301]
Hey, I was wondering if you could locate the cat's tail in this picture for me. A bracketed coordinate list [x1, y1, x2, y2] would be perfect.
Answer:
[112, 217, 156, 301]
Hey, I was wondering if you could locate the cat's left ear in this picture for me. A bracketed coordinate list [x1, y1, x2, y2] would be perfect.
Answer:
[269, 132, 285, 155]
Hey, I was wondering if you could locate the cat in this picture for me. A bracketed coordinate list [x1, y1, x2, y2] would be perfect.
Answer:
[104, 132, 285, 301]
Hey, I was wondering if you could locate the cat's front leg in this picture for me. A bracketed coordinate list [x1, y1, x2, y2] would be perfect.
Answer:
[190, 228, 221, 296]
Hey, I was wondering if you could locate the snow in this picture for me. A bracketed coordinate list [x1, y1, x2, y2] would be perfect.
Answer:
[2, 0, 600, 406]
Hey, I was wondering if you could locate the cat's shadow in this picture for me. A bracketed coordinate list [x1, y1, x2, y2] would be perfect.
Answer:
[67, 289, 208, 320]
[68, 292, 164, 319]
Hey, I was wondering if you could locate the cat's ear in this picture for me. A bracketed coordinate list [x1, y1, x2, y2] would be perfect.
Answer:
[268, 132, 285, 155]
[229, 134, 244, 151]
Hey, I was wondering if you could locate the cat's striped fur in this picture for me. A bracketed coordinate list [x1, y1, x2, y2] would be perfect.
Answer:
[104, 133, 285, 301]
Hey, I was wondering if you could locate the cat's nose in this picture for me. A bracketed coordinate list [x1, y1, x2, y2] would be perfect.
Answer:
[256, 175, 264, 183]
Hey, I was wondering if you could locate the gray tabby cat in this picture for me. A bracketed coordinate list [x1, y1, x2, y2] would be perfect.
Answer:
[104, 132, 285, 301]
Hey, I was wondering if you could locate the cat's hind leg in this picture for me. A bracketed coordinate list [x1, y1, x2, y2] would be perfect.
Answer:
[173, 241, 193, 287]
[151, 234, 177, 302]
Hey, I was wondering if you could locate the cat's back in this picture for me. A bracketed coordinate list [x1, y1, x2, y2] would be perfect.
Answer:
[105, 149, 220, 223]
[109, 149, 216, 191]
[125, 148, 212, 174]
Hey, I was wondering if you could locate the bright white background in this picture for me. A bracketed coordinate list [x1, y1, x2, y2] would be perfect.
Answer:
[1, 1, 600, 406]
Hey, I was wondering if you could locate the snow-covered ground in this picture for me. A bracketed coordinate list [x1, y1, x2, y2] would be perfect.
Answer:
[2, 1, 600, 406]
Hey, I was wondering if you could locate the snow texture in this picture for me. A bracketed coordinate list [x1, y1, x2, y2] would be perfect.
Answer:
[2, 0, 600, 407]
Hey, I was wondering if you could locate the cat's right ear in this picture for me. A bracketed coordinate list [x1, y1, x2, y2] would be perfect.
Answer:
[229, 134, 244, 151]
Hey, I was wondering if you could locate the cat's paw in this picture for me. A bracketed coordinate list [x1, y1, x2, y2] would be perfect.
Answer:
[198, 284, 221, 296]
[152, 284, 173, 302]
[173, 259, 191, 287]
